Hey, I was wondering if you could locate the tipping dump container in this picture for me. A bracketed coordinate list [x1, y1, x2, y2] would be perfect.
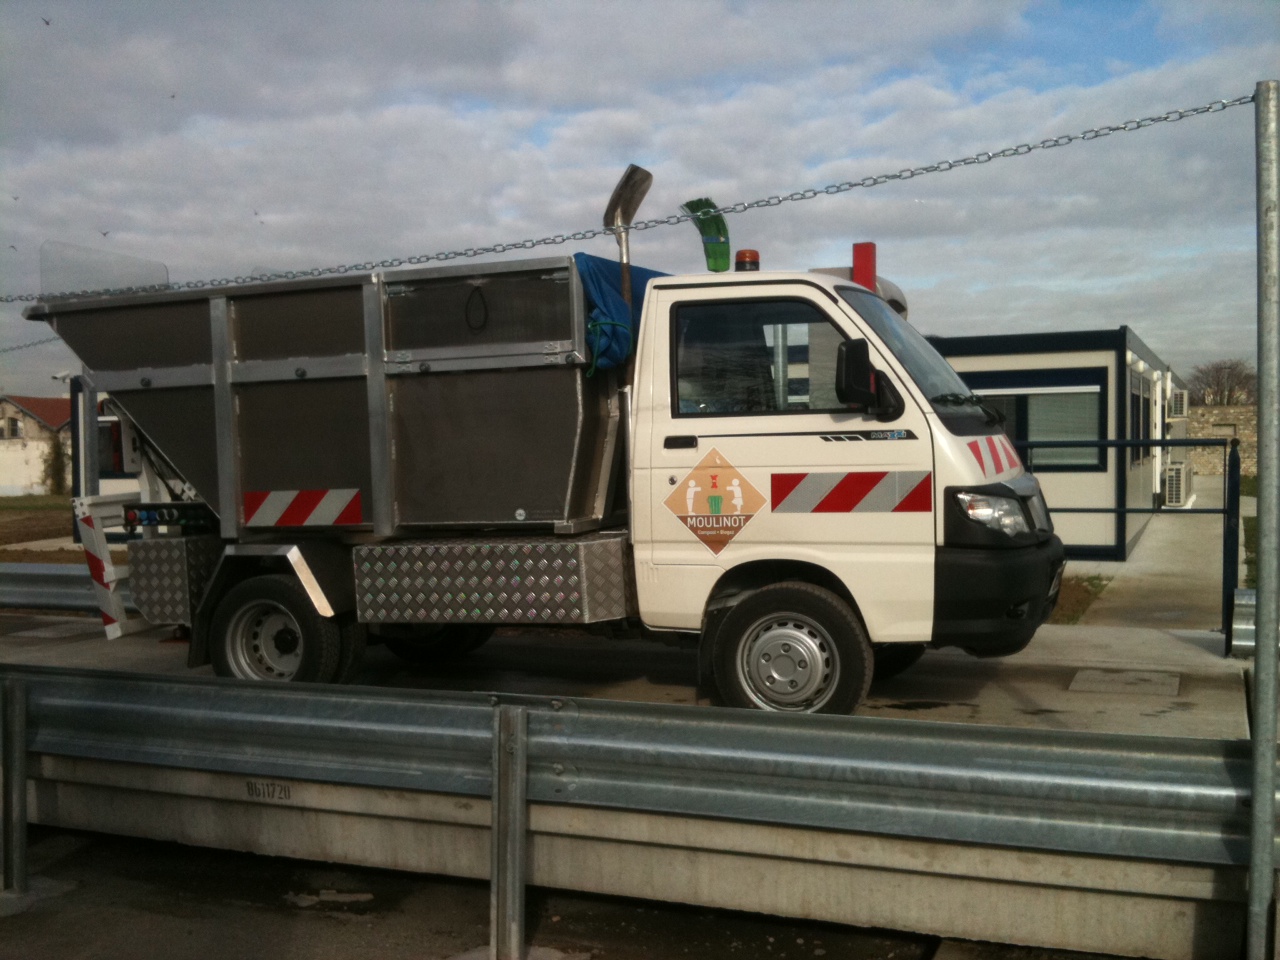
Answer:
[26, 256, 626, 538]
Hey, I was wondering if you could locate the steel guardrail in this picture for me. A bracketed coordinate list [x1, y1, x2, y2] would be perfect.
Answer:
[0, 563, 134, 613]
[0, 663, 1257, 868]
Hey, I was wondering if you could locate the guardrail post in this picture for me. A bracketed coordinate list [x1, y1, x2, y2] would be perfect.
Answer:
[2, 677, 29, 895]
[1248, 77, 1279, 960]
[490, 704, 528, 960]
[1224, 439, 1242, 652]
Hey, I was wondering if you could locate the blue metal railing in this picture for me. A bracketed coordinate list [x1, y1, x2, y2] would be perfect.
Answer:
[1016, 437, 1242, 648]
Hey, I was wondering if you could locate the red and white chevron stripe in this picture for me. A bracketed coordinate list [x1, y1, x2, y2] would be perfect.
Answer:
[967, 435, 1021, 478]
[771, 471, 932, 513]
[243, 489, 363, 527]
[74, 511, 130, 639]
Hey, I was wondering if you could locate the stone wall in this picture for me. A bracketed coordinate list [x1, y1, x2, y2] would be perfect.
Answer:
[1185, 404, 1258, 476]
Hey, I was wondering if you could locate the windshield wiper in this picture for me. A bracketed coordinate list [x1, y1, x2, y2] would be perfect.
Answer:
[928, 392, 1006, 426]
[928, 392, 977, 406]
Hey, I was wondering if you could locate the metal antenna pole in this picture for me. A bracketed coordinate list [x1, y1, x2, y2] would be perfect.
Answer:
[1248, 77, 1280, 960]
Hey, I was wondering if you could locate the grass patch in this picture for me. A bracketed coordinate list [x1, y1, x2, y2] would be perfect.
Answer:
[1049, 575, 1111, 625]
[0, 494, 71, 511]
[1239, 474, 1257, 498]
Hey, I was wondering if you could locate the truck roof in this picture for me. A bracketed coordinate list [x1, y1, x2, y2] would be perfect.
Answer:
[649, 269, 872, 295]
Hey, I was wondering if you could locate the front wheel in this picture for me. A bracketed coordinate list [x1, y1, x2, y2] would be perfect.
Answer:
[712, 582, 872, 715]
[210, 574, 342, 683]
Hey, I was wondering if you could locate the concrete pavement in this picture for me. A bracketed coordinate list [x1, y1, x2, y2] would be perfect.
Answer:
[865, 480, 1250, 738]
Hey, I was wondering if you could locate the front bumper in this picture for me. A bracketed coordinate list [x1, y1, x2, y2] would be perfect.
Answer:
[931, 535, 1065, 657]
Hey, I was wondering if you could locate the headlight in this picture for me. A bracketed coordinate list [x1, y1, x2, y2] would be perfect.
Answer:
[955, 492, 1029, 536]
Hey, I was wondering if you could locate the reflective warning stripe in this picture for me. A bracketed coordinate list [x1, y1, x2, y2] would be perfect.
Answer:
[771, 471, 931, 513]
[244, 489, 363, 527]
[967, 435, 1021, 477]
[1002, 435, 1022, 469]
[75, 513, 128, 638]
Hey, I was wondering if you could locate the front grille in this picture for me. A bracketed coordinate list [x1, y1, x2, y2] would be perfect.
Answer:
[1025, 494, 1051, 533]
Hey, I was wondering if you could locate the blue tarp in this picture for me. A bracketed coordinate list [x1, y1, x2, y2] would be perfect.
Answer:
[574, 252, 667, 371]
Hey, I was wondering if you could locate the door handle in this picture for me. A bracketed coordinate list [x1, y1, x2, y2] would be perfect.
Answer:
[664, 435, 698, 450]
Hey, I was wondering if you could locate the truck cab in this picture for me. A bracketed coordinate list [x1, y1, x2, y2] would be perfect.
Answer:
[629, 270, 1063, 712]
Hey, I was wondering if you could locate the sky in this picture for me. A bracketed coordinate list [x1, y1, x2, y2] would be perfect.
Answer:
[1, 0, 1277, 397]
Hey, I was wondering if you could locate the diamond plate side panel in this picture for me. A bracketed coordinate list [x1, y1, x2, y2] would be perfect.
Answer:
[354, 530, 631, 625]
[579, 533, 633, 621]
[128, 536, 223, 625]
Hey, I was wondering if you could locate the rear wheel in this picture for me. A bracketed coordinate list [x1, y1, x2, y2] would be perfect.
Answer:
[210, 575, 342, 683]
[334, 618, 367, 684]
[712, 582, 872, 715]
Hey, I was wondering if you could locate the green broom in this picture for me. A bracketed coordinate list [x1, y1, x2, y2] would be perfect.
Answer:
[680, 198, 730, 272]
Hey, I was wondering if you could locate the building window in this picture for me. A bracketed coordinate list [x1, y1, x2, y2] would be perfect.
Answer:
[960, 368, 1108, 472]
[4, 417, 21, 439]
[1129, 373, 1153, 465]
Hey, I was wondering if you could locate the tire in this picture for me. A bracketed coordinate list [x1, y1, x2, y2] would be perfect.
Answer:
[712, 582, 872, 715]
[381, 625, 495, 664]
[334, 618, 368, 685]
[210, 575, 342, 683]
[872, 643, 926, 681]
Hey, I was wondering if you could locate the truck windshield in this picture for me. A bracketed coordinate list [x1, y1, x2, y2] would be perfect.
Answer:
[837, 288, 995, 432]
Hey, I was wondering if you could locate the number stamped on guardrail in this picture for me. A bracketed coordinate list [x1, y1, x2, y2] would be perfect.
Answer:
[246, 779, 293, 802]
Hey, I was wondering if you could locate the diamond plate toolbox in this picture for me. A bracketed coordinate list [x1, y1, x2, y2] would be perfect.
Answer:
[128, 535, 223, 625]
[354, 530, 633, 624]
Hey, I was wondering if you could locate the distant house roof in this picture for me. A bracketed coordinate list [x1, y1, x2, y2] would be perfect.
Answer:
[2, 395, 72, 431]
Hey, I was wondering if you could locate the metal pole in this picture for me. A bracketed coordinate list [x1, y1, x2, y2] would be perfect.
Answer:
[2, 678, 29, 895]
[618, 225, 633, 311]
[490, 704, 527, 960]
[1224, 439, 1242, 652]
[1248, 78, 1280, 960]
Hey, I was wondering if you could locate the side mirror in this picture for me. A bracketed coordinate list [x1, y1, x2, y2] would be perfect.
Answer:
[836, 339, 876, 407]
[836, 339, 906, 422]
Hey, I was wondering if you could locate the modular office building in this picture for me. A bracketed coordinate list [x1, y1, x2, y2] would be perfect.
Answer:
[931, 327, 1186, 561]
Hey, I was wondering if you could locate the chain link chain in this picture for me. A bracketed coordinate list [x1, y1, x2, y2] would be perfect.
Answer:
[0, 92, 1254, 312]
[0, 334, 61, 354]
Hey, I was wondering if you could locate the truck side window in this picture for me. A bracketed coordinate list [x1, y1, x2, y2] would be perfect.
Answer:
[673, 298, 847, 416]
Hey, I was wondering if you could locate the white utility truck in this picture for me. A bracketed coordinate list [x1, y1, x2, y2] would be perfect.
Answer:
[27, 239, 1063, 714]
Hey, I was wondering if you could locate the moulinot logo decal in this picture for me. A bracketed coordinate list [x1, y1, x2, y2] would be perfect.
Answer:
[664, 449, 766, 555]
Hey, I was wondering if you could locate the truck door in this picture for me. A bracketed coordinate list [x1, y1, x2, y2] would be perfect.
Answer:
[632, 283, 936, 645]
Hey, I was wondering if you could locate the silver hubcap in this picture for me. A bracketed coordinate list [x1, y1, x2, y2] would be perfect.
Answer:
[736, 613, 839, 711]
[226, 600, 302, 681]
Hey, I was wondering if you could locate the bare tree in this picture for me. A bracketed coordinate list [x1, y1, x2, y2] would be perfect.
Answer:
[1186, 359, 1256, 406]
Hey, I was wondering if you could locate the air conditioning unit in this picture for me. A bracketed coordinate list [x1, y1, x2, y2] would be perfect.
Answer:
[1164, 461, 1194, 508]
[1168, 389, 1189, 419]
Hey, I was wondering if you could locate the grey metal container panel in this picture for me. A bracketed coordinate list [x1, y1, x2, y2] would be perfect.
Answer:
[353, 530, 632, 625]
[231, 285, 365, 360]
[111, 387, 221, 508]
[390, 366, 608, 528]
[51, 299, 213, 370]
[236, 378, 372, 524]
[128, 535, 224, 625]
[385, 259, 580, 355]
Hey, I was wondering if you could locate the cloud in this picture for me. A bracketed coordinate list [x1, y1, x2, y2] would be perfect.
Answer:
[0, 0, 1273, 397]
